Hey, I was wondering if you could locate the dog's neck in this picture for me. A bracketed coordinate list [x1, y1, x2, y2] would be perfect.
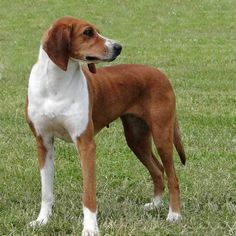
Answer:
[36, 47, 86, 96]
[38, 46, 82, 77]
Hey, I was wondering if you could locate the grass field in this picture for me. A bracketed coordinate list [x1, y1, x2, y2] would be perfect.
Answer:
[0, 0, 236, 235]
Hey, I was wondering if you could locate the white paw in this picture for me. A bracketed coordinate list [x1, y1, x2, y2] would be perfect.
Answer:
[82, 227, 99, 236]
[166, 211, 182, 222]
[29, 217, 48, 227]
[144, 195, 162, 211]
[144, 202, 157, 211]
[82, 206, 99, 236]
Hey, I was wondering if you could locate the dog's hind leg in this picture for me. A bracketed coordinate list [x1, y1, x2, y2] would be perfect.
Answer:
[121, 114, 164, 210]
[151, 117, 182, 222]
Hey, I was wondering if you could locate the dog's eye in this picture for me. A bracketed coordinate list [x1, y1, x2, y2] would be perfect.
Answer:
[83, 28, 94, 37]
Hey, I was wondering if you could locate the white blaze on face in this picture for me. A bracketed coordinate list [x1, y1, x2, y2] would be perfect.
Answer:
[97, 33, 117, 60]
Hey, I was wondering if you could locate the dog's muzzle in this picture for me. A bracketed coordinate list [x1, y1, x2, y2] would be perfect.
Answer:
[104, 41, 122, 62]
[85, 41, 122, 63]
[109, 43, 122, 61]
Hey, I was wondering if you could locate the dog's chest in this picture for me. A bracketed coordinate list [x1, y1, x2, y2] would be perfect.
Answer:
[28, 61, 89, 143]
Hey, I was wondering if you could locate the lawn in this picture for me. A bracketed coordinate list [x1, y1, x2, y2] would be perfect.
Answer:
[0, 0, 235, 235]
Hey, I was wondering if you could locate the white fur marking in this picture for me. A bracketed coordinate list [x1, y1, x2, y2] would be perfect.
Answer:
[82, 206, 99, 236]
[98, 33, 117, 60]
[28, 47, 89, 143]
[166, 207, 182, 222]
[30, 137, 54, 227]
[144, 195, 162, 211]
[28, 46, 89, 227]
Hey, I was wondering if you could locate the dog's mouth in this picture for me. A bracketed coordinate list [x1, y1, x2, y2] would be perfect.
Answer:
[85, 55, 119, 63]
[85, 56, 100, 61]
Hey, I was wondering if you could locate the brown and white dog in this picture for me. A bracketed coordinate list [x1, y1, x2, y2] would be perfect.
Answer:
[26, 16, 186, 236]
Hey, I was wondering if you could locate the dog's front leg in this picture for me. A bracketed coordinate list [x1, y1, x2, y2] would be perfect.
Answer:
[30, 136, 54, 227]
[76, 136, 99, 236]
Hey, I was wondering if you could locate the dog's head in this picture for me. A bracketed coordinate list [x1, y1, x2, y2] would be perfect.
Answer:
[42, 16, 122, 73]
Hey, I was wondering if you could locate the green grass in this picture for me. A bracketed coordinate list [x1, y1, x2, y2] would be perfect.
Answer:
[0, 0, 236, 235]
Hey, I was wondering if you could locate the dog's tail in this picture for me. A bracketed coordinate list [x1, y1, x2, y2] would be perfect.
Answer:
[174, 116, 186, 165]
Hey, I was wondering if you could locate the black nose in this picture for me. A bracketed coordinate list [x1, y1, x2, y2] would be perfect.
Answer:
[113, 43, 122, 55]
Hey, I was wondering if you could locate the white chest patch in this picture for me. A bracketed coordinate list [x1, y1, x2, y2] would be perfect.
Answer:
[28, 48, 89, 142]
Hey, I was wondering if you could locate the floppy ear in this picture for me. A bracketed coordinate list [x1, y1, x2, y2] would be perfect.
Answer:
[43, 23, 71, 71]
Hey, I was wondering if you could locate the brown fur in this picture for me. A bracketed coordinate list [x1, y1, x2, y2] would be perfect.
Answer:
[83, 64, 186, 213]
[26, 16, 186, 217]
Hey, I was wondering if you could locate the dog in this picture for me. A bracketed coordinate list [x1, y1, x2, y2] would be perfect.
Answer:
[26, 16, 186, 236]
